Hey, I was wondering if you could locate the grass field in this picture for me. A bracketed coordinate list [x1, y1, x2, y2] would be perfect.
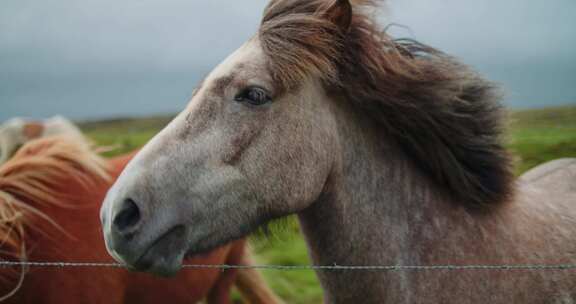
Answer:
[507, 106, 576, 174]
[80, 105, 576, 303]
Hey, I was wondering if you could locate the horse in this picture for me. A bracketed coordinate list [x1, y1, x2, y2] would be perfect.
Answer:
[100, 0, 576, 303]
[0, 116, 87, 165]
[0, 136, 280, 303]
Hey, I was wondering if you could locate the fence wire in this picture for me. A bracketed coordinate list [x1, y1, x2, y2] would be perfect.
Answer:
[1, 261, 576, 271]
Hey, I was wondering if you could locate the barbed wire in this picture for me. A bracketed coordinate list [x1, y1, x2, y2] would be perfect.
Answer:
[1, 261, 576, 271]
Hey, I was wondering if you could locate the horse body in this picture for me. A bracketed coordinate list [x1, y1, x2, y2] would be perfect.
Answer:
[100, 0, 576, 302]
[0, 138, 277, 304]
[296, 98, 576, 303]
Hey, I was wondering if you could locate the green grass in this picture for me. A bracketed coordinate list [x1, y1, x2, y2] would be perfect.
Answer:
[79, 105, 576, 303]
[508, 106, 576, 174]
[250, 222, 322, 303]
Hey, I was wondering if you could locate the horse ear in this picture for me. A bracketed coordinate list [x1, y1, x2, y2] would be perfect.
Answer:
[321, 0, 352, 33]
[23, 122, 45, 140]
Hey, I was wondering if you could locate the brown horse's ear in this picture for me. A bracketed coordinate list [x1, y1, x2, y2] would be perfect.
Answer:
[23, 122, 45, 140]
[321, 0, 353, 33]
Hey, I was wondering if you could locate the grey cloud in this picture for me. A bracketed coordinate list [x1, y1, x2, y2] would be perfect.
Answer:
[1, 0, 574, 121]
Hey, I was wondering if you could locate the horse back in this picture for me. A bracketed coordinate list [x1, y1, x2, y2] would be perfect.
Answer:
[519, 158, 576, 195]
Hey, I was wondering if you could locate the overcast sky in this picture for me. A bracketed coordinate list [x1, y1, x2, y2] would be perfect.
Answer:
[1, 0, 575, 121]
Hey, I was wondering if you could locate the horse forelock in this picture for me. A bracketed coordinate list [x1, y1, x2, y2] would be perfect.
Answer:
[0, 136, 110, 274]
[259, 0, 514, 208]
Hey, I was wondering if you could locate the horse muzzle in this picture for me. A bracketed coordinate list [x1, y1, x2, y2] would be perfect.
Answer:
[101, 186, 189, 277]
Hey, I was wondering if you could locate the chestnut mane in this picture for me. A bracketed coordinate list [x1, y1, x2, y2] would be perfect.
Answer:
[259, 0, 513, 207]
[0, 136, 109, 269]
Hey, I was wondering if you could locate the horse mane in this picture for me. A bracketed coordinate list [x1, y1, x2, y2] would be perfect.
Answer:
[0, 136, 110, 264]
[259, 0, 514, 208]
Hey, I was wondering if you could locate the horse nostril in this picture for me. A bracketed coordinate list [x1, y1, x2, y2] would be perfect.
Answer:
[113, 198, 141, 234]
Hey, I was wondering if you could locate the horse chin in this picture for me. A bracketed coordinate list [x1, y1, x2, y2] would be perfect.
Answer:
[184, 233, 230, 258]
[131, 225, 188, 277]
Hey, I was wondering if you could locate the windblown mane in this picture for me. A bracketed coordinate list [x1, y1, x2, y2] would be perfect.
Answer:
[259, 0, 513, 208]
[0, 136, 109, 265]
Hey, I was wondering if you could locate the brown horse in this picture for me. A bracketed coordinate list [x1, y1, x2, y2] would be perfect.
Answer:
[0, 136, 280, 303]
[101, 0, 576, 303]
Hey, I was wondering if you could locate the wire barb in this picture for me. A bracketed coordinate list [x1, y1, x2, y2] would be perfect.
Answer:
[1, 261, 576, 271]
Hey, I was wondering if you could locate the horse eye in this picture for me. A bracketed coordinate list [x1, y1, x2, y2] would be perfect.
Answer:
[234, 87, 272, 106]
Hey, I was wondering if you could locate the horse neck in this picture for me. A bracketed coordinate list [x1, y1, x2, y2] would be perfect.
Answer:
[295, 97, 508, 294]
[292, 98, 506, 302]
